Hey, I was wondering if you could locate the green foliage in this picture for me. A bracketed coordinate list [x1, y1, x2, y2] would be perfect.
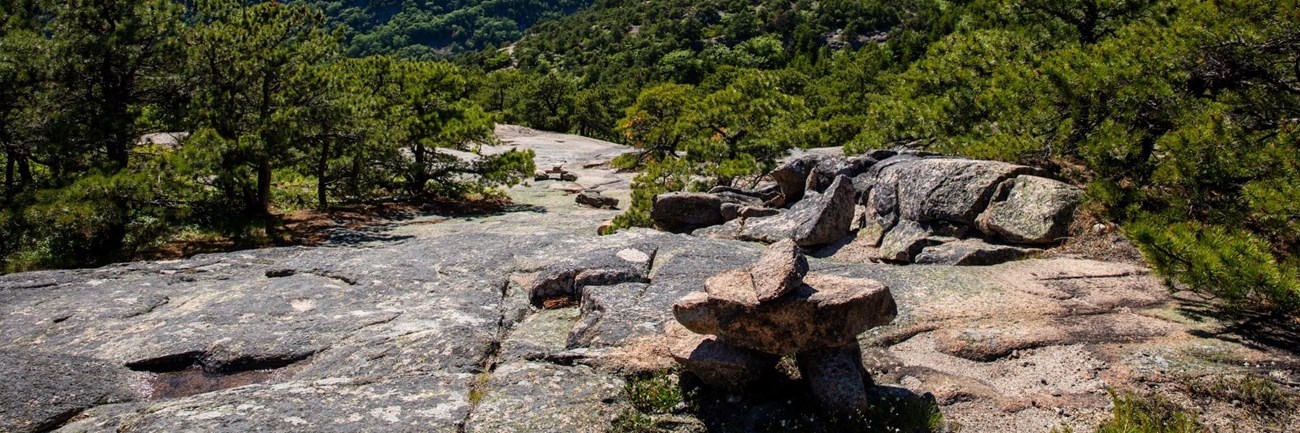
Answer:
[1184, 375, 1295, 418]
[1092, 391, 1203, 433]
[1129, 220, 1300, 312]
[611, 158, 694, 230]
[0, 1, 540, 271]
[625, 370, 686, 414]
[295, 0, 592, 58]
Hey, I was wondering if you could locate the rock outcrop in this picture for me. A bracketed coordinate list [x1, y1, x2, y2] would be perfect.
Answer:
[670, 241, 897, 416]
[668, 151, 1082, 266]
[975, 175, 1081, 244]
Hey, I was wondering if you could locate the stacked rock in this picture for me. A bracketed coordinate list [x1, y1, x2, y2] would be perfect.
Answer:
[669, 239, 898, 417]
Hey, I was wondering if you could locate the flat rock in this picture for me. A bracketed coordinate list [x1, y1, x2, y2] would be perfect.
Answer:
[877, 219, 941, 262]
[976, 175, 1082, 244]
[66, 373, 473, 433]
[0, 351, 136, 433]
[913, 239, 1040, 266]
[464, 361, 627, 433]
[522, 245, 657, 305]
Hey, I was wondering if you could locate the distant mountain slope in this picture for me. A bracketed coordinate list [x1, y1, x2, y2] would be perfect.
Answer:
[498, 0, 937, 84]
[300, 0, 594, 58]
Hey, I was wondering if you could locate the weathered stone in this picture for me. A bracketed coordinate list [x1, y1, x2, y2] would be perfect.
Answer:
[769, 155, 822, 205]
[523, 245, 657, 305]
[705, 268, 760, 306]
[651, 193, 725, 233]
[560, 172, 579, 182]
[567, 237, 760, 349]
[669, 332, 778, 392]
[913, 239, 1041, 266]
[750, 239, 809, 302]
[878, 219, 940, 262]
[806, 155, 878, 193]
[864, 157, 1034, 230]
[0, 351, 135, 433]
[567, 283, 649, 349]
[709, 183, 783, 205]
[715, 191, 766, 207]
[576, 191, 619, 209]
[464, 361, 627, 433]
[534, 170, 549, 181]
[502, 307, 581, 361]
[796, 343, 871, 419]
[673, 273, 897, 355]
[70, 373, 474, 432]
[976, 175, 1082, 244]
[737, 175, 856, 247]
[721, 203, 783, 222]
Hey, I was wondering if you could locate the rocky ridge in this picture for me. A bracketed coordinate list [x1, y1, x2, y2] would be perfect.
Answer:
[1, 126, 1297, 433]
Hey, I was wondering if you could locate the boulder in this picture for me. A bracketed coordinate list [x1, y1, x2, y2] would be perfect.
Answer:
[806, 155, 878, 194]
[651, 193, 725, 233]
[576, 191, 619, 210]
[715, 191, 766, 208]
[976, 175, 1082, 244]
[708, 183, 782, 205]
[719, 203, 782, 222]
[534, 170, 549, 181]
[877, 220, 941, 262]
[864, 157, 1034, 229]
[796, 343, 871, 419]
[674, 273, 897, 355]
[737, 175, 856, 247]
[669, 332, 778, 392]
[769, 155, 822, 205]
[560, 172, 579, 182]
[913, 239, 1041, 266]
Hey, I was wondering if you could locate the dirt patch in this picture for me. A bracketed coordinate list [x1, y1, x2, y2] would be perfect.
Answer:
[1043, 211, 1145, 266]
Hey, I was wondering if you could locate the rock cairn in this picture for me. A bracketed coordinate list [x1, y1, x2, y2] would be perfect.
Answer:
[669, 239, 898, 417]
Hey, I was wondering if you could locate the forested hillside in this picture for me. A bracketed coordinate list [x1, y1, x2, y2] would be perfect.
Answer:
[471, 0, 1300, 314]
[0, 0, 533, 271]
[2, 0, 1298, 315]
[299, 0, 592, 58]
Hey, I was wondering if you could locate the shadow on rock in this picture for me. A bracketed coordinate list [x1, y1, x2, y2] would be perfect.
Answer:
[1178, 298, 1300, 355]
[616, 368, 944, 433]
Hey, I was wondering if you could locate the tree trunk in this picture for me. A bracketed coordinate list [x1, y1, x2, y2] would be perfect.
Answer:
[17, 152, 31, 186]
[350, 151, 363, 198]
[4, 150, 13, 198]
[412, 144, 428, 192]
[316, 141, 329, 210]
[257, 160, 273, 216]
